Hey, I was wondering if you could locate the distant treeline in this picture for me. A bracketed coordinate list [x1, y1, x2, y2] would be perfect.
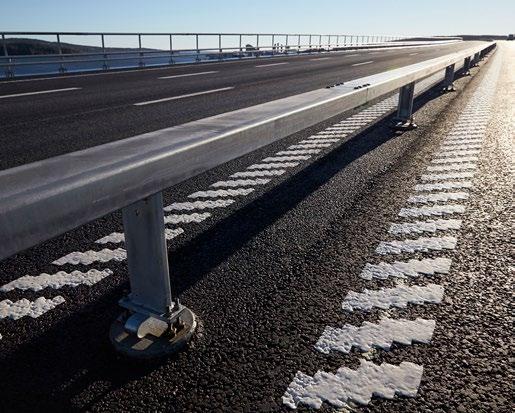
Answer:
[0, 38, 155, 56]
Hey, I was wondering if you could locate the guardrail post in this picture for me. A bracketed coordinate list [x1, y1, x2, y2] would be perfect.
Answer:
[196, 34, 200, 62]
[101, 34, 109, 70]
[392, 81, 417, 131]
[218, 34, 223, 60]
[110, 192, 197, 358]
[298, 34, 301, 54]
[442, 63, 456, 92]
[462, 56, 471, 76]
[239, 34, 242, 58]
[138, 34, 145, 67]
[472, 52, 480, 67]
[56, 34, 66, 74]
[1, 33, 14, 78]
[169, 34, 174, 64]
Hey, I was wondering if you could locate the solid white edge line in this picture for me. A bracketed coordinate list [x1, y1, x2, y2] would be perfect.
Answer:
[0, 87, 82, 99]
[352, 61, 374, 66]
[158, 71, 219, 79]
[134, 86, 234, 106]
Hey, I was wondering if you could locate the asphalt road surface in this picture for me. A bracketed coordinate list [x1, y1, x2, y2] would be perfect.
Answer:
[0, 42, 512, 412]
[1, 41, 484, 170]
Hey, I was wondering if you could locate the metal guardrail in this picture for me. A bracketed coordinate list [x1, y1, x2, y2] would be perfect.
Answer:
[0, 31, 462, 78]
[0, 41, 495, 357]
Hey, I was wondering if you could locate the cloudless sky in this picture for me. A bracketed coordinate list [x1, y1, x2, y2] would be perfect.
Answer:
[1, 0, 513, 49]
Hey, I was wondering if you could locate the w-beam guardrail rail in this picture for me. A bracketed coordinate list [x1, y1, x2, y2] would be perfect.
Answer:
[0, 41, 495, 357]
[0, 31, 462, 78]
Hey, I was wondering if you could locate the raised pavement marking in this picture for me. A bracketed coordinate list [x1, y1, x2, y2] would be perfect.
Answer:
[414, 181, 473, 191]
[360, 257, 452, 280]
[53, 248, 127, 266]
[0, 296, 66, 320]
[375, 236, 457, 254]
[388, 219, 462, 235]
[407, 192, 469, 204]
[398, 204, 465, 217]
[188, 188, 254, 198]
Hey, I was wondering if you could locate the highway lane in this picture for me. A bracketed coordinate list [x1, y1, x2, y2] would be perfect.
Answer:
[0, 42, 484, 170]
[0, 46, 510, 411]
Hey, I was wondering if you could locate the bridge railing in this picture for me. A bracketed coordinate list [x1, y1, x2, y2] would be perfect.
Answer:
[0, 41, 494, 357]
[0, 31, 462, 78]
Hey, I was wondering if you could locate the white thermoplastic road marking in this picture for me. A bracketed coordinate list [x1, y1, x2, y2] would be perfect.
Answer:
[0, 87, 81, 99]
[1, 296, 66, 320]
[352, 61, 374, 66]
[158, 71, 219, 79]
[134, 87, 234, 106]
[360, 257, 452, 280]
[255, 62, 289, 68]
[310, 57, 332, 61]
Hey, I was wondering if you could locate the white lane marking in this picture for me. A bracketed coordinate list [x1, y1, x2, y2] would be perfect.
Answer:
[389, 219, 462, 235]
[288, 143, 332, 149]
[53, 248, 127, 266]
[407, 192, 469, 204]
[231, 170, 285, 178]
[188, 188, 254, 198]
[275, 149, 321, 156]
[96, 228, 184, 245]
[420, 172, 475, 181]
[0, 87, 81, 100]
[431, 156, 479, 164]
[298, 139, 340, 144]
[255, 62, 289, 68]
[262, 155, 311, 162]
[352, 61, 374, 66]
[164, 200, 234, 212]
[399, 204, 465, 217]
[310, 57, 331, 61]
[309, 134, 347, 139]
[0, 269, 112, 292]
[442, 139, 483, 145]
[0, 296, 65, 320]
[283, 360, 423, 409]
[375, 236, 457, 255]
[164, 212, 211, 224]
[342, 284, 444, 312]
[434, 149, 481, 157]
[248, 162, 299, 169]
[315, 318, 435, 354]
[409, 52, 419, 56]
[360, 257, 452, 280]
[133, 86, 234, 106]
[427, 163, 477, 172]
[440, 144, 482, 151]
[415, 182, 473, 191]
[345, 54, 360, 57]
[211, 178, 270, 188]
[158, 70, 218, 79]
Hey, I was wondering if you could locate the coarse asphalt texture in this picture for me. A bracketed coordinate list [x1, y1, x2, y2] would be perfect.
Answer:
[0, 42, 512, 412]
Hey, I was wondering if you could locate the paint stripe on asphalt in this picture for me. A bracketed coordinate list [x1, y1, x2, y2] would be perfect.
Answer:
[134, 87, 234, 106]
[158, 71, 219, 79]
[360, 257, 452, 280]
[0, 87, 81, 99]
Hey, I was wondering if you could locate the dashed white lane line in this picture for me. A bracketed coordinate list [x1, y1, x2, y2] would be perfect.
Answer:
[164, 212, 211, 224]
[360, 257, 452, 280]
[375, 236, 457, 255]
[0, 269, 112, 292]
[53, 248, 127, 266]
[407, 192, 469, 204]
[345, 54, 360, 57]
[414, 181, 473, 191]
[388, 219, 462, 235]
[310, 57, 332, 61]
[255, 62, 289, 68]
[342, 284, 444, 312]
[398, 204, 465, 217]
[164, 200, 235, 212]
[409, 52, 419, 56]
[211, 178, 271, 187]
[0, 87, 81, 99]
[188, 188, 254, 198]
[96, 228, 184, 245]
[420, 171, 475, 181]
[315, 318, 435, 354]
[0, 296, 65, 320]
[133, 87, 234, 106]
[352, 61, 374, 66]
[158, 70, 219, 79]
[283, 360, 423, 409]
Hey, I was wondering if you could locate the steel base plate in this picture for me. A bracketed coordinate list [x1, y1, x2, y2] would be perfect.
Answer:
[110, 307, 197, 359]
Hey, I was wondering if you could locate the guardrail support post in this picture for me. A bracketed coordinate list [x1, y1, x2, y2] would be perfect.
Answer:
[138, 34, 145, 67]
[110, 192, 197, 358]
[472, 52, 480, 67]
[56, 34, 66, 74]
[101, 34, 108, 70]
[442, 63, 456, 92]
[392, 81, 417, 131]
[1, 34, 14, 78]
[462, 56, 471, 76]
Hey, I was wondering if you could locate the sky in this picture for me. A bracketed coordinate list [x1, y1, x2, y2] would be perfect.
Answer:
[1, 0, 513, 49]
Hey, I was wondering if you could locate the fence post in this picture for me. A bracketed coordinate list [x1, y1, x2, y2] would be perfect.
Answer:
[110, 192, 197, 358]
[442, 63, 456, 92]
[391, 82, 417, 131]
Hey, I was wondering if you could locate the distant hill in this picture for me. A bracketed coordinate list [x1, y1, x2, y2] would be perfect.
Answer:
[1, 38, 156, 56]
